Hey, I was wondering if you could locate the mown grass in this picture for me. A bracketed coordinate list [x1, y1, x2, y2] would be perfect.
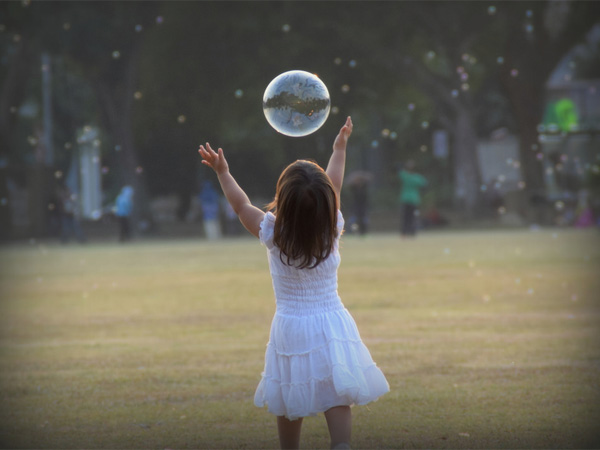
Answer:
[0, 228, 599, 449]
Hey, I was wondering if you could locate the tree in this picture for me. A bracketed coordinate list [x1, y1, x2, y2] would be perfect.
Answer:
[497, 1, 600, 198]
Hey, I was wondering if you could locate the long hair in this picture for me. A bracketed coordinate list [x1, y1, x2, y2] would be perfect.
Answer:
[267, 160, 338, 269]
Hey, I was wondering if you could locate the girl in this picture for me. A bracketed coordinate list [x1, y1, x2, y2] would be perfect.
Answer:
[198, 117, 389, 449]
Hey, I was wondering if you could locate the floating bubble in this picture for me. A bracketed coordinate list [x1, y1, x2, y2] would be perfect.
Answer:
[341, 84, 350, 93]
[135, 24, 143, 32]
[156, 16, 164, 24]
[421, 121, 429, 129]
[0, 198, 7, 206]
[389, 131, 398, 140]
[177, 115, 186, 123]
[136, 166, 144, 174]
[451, 89, 459, 98]
[115, 144, 122, 152]
[407, 103, 415, 111]
[526, 9, 533, 17]
[334, 57, 342, 65]
[426, 51, 436, 60]
[381, 128, 390, 138]
[348, 60, 357, 68]
[510, 69, 519, 77]
[134, 91, 142, 100]
[331, 106, 339, 115]
[234, 89, 244, 99]
[54, 170, 63, 179]
[262, 70, 330, 137]
[497, 56, 504, 64]
[460, 72, 469, 82]
[371, 140, 379, 148]
[525, 23, 534, 33]
[488, 5, 496, 15]
[461, 83, 470, 91]
[63, 22, 71, 31]
[112, 50, 121, 59]
[420, 145, 428, 152]
[282, 24, 291, 33]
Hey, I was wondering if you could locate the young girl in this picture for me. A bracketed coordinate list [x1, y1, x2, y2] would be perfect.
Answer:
[198, 117, 389, 449]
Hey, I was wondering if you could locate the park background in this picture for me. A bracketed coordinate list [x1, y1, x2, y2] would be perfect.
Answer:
[1, 1, 600, 449]
[1, 0, 599, 237]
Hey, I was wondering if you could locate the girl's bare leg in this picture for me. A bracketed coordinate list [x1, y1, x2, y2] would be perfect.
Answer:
[324, 406, 352, 449]
[277, 416, 303, 449]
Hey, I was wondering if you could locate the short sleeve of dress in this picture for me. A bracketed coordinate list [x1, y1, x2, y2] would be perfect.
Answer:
[337, 210, 345, 236]
[259, 212, 276, 249]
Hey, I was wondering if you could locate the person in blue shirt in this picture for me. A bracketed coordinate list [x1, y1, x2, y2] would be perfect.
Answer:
[115, 186, 134, 242]
[398, 160, 427, 237]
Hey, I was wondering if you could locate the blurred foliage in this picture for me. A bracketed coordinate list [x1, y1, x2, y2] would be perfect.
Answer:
[1, 1, 599, 222]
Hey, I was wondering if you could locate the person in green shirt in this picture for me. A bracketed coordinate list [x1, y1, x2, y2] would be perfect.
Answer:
[398, 160, 427, 237]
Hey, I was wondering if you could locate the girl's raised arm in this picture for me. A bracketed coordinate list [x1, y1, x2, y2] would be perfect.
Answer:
[199, 143, 265, 238]
[326, 117, 353, 208]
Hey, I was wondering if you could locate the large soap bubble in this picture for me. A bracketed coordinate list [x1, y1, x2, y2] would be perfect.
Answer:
[263, 70, 331, 137]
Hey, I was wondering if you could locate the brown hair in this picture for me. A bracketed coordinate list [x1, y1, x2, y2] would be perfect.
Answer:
[267, 160, 338, 269]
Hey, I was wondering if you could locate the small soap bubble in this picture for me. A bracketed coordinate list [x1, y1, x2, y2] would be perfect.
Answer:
[263, 70, 331, 137]
[389, 131, 398, 140]
[177, 115, 186, 123]
[498, 206, 506, 215]
[156, 16, 164, 24]
[510, 69, 519, 77]
[407, 103, 415, 111]
[282, 24, 291, 33]
[115, 144, 122, 152]
[341, 84, 350, 93]
[426, 51, 436, 60]
[134, 91, 142, 100]
[370, 140, 379, 148]
[0, 198, 7, 206]
[136, 166, 144, 174]
[421, 121, 429, 129]
[348, 60, 357, 68]
[497, 56, 504, 64]
[461, 83, 470, 91]
[54, 170, 63, 179]
[525, 24, 534, 34]
[331, 106, 339, 115]
[381, 129, 390, 138]
[234, 89, 244, 99]
[488, 5, 496, 15]
[451, 89, 459, 98]
[112, 50, 121, 59]
[420, 145, 427, 152]
[334, 57, 342, 65]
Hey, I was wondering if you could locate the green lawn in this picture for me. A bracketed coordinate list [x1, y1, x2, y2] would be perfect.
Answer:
[1, 229, 599, 449]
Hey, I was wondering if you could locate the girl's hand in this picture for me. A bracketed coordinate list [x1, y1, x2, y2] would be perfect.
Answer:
[199, 143, 229, 175]
[333, 116, 353, 152]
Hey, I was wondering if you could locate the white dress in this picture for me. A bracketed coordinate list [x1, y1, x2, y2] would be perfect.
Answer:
[254, 211, 390, 420]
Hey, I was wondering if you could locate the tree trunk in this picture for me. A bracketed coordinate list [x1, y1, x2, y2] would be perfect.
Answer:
[451, 106, 482, 216]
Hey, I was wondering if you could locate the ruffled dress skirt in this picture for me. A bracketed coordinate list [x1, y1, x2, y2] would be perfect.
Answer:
[254, 293, 390, 420]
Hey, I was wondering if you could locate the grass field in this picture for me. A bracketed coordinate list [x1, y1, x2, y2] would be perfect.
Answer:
[1, 228, 599, 449]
